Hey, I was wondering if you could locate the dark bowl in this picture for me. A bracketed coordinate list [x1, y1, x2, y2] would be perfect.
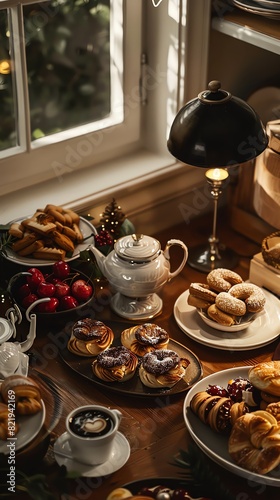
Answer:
[8, 268, 95, 323]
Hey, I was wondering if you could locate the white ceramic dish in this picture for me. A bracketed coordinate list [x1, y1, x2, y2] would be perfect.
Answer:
[196, 308, 258, 332]
[232, 0, 280, 18]
[174, 288, 280, 350]
[183, 367, 280, 487]
[54, 431, 130, 477]
[5, 216, 97, 266]
[0, 400, 46, 454]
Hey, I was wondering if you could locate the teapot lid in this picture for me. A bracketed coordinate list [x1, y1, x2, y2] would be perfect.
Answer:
[0, 318, 13, 343]
[115, 234, 161, 261]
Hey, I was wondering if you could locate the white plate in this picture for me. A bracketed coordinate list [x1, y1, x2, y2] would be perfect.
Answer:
[54, 431, 130, 477]
[0, 400, 46, 454]
[183, 367, 280, 487]
[196, 308, 257, 332]
[232, 0, 280, 18]
[174, 288, 280, 350]
[5, 216, 97, 266]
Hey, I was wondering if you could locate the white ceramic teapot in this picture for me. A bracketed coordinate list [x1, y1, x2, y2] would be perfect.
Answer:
[90, 233, 188, 319]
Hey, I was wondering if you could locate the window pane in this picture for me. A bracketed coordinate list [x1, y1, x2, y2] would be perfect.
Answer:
[23, 0, 111, 141]
[0, 9, 16, 151]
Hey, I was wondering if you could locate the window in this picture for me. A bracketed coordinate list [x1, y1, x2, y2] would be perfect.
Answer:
[0, 0, 141, 195]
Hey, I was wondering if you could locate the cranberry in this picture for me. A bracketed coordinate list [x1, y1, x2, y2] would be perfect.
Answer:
[26, 268, 44, 290]
[227, 377, 252, 402]
[207, 384, 229, 397]
[59, 295, 78, 310]
[71, 279, 93, 302]
[37, 281, 56, 298]
[37, 298, 59, 313]
[22, 293, 39, 308]
[54, 281, 70, 299]
[53, 260, 70, 279]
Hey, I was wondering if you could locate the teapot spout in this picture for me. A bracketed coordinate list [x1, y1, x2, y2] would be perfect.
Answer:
[88, 245, 107, 275]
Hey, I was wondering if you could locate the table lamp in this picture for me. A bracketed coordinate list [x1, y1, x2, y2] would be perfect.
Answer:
[167, 80, 268, 272]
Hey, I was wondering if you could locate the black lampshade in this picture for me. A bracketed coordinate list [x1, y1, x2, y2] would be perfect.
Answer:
[167, 80, 268, 167]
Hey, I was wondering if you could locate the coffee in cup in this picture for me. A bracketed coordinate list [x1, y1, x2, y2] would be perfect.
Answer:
[66, 405, 122, 466]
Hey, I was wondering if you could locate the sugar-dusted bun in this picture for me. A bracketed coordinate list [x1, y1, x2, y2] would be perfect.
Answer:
[215, 292, 246, 317]
[68, 318, 114, 356]
[207, 268, 243, 292]
[188, 282, 217, 304]
[229, 283, 266, 313]
[248, 361, 280, 397]
[139, 349, 189, 389]
[121, 323, 169, 356]
[92, 346, 138, 382]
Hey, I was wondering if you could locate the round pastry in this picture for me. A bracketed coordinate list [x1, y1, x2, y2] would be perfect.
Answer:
[248, 361, 280, 397]
[92, 346, 138, 382]
[207, 268, 243, 292]
[1, 375, 42, 415]
[215, 291, 246, 316]
[228, 283, 266, 313]
[187, 293, 213, 310]
[67, 318, 114, 356]
[266, 402, 280, 421]
[206, 303, 236, 326]
[139, 349, 189, 389]
[121, 323, 169, 356]
[228, 410, 280, 475]
[188, 283, 217, 306]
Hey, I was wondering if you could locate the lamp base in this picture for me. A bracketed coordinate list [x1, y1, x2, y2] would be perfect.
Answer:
[187, 243, 239, 273]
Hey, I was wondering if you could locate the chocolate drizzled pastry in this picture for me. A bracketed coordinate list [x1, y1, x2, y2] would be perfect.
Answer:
[92, 346, 138, 382]
[68, 318, 114, 356]
[121, 323, 169, 356]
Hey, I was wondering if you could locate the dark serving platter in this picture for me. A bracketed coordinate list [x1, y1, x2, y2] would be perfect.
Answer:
[59, 319, 203, 397]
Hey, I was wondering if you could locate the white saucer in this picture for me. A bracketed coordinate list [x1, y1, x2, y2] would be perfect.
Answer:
[53, 431, 130, 477]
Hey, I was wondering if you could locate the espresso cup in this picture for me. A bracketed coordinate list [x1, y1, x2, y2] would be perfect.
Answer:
[65, 405, 122, 465]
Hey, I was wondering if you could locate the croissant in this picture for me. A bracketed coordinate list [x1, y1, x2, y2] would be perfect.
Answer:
[1, 375, 42, 415]
[229, 410, 280, 475]
[190, 391, 249, 434]
[0, 402, 19, 440]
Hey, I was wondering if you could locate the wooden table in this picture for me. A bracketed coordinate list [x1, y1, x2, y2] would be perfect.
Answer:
[1, 213, 280, 499]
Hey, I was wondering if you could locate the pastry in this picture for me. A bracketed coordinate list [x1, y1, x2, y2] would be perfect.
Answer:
[248, 361, 280, 397]
[139, 349, 189, 389]
[190, 390, 249, 434]
[92, 346, 138, 382]
[67, 318, 114, 356]
[188, 283, 217, 308]
[206, 303, 236, 326]
[0, 403, 19, 440]
[228, 283, 266, 313]
[215, 291, 246, 316]
[206, 268, 243, 292]
[1, 375, 42, 415]
[121, 323, 169, 356]
[229, 410, 280, 475]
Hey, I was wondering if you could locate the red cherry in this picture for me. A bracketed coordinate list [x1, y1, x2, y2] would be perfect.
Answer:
[22, 293, 39, 308]
[54, 281, 70, 299]
[71, 279, 93, 302]
[37, 281, 56, 298]
[53, 261, 70, 279]
[59, 295, 78, 310]
[26, 268, 44, 290]
[18, 283, 31, 299]
[37, 298, 59, 313]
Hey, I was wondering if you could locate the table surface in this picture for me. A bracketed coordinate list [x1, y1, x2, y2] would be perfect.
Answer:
[1, 213, 280, 500]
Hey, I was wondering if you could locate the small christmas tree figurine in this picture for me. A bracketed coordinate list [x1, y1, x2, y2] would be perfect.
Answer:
[99, 198, 126, 241]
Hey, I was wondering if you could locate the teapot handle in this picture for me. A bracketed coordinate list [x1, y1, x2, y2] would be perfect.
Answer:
[163, 239, 188, 280]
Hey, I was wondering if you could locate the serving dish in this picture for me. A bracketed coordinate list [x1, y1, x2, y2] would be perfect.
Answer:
[196, 308, 258, 332]
[5, 216, 97, 266]
[0, 400, 45, 454]
[183, 366, 280, 487]
[174, 288, 280, 350]
[59, 319, 203, 396]
[231, 0, 280, 18]
[121, 477, 210, 499]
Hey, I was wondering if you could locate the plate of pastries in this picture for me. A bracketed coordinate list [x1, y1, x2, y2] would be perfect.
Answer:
[107, 478, 213, 499]
[174, 267, 280, 350]
[183, 361, 280, 487]
[59, 318, 203, 396]
[6, 204, 97, 265]
[0, 374, 45, 454]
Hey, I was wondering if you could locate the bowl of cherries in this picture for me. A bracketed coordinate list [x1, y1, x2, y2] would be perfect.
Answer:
[8, 261, 94, 320]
